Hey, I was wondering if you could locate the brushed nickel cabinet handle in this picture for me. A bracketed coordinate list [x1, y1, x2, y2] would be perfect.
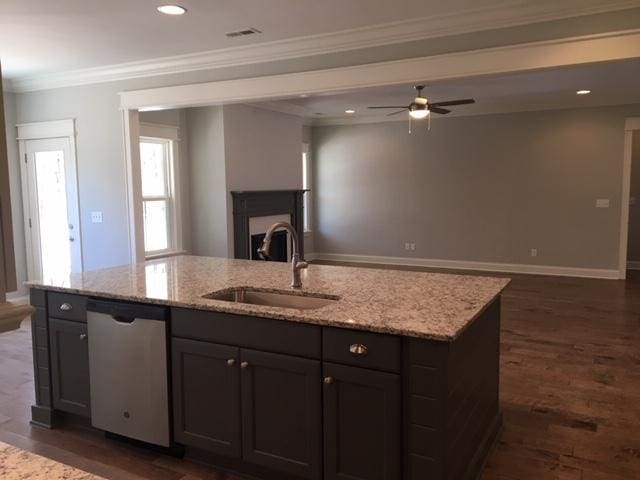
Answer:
[60, 303, 73, 311]
[324, 376, 334, 385]
[349, 343, 368, 355]
[79, 333, 88, 340]
[227, 359, 236, 367]
[240, 361, 249, 369]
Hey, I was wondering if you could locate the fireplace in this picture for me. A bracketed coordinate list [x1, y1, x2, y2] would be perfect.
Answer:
[231, 190, 306, 260]
[251, 230, 288, 262]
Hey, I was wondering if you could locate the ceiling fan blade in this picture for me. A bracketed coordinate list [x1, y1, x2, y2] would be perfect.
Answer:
[386, 109, 407, 116]
[367, 106, 409, 109]
[429, 98, 475, 107]
[429, 106, 451, 114]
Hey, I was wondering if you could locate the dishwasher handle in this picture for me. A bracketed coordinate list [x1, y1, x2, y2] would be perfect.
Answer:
[87, 298, 168, 322]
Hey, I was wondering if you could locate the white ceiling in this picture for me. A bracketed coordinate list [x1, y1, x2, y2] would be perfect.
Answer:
[252, 59, 640, 123]
[0, 0, 637, 79]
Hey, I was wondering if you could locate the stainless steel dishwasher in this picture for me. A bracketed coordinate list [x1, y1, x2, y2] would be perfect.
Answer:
[87, 299, 170, 447]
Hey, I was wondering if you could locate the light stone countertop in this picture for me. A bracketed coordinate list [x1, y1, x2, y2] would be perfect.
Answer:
[27, 255, 510, 341]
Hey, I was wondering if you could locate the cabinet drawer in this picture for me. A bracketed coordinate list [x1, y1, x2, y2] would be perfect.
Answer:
[172, 308, 321, 359]
[48, 292, 87, 322]
[323, 327, 401, 373]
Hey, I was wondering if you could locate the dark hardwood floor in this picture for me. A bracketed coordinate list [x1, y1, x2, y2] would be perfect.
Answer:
[1, 264, 639, 479]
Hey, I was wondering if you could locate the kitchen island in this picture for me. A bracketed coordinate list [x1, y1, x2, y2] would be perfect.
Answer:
[28, 255, 509, 480]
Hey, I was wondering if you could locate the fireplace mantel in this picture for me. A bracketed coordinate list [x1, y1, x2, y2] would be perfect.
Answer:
[231, 190, 306, 260]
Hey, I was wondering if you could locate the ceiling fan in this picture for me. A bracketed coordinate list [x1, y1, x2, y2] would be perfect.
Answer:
[367, 86, 475, 130]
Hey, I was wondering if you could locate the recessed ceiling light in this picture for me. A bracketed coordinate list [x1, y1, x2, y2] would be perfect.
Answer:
[157, 5, 187, 15]
[576, 89, 591, 95]
[299, 94, 309, 98]
[345, 109, 356, 114]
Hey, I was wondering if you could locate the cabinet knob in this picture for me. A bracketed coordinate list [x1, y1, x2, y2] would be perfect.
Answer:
[240, 361, 249, 369]
[323, 376, 334, 385]
[227, 359, 236, 367]
[79, 333, 88, 340]
[60, 302, 73, 311]
[349, 343, 368, 355]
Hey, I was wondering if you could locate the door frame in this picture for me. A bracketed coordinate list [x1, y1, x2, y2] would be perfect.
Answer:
[17, 119, 83, 280]
[620, 117, 640, 279]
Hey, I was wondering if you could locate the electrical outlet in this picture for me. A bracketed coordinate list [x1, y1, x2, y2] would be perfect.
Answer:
[91, 211, 103, 223]
[410, 243, 416, 251]
[404, 243, 411, 251]
[630, 196, 636, 206]
[595, 199, 610, 208]
[530, 248, 538, 257]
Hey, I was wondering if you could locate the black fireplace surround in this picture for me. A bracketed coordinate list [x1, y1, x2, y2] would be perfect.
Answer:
[231, 190, 306, 260]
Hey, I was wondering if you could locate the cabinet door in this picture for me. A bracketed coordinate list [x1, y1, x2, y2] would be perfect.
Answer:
[172, 338, 241, 458]
[49, 318, 90, 417]
[323, 362, 401, 480]
[240, 349, 322, 480]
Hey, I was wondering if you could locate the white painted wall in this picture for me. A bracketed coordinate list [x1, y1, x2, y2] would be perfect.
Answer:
[312, 104, 640, 272]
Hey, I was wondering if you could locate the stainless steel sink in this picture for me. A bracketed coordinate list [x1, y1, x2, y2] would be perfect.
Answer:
[203, 287, 340, 310]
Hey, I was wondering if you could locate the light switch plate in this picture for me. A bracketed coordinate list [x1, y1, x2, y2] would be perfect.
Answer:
[595, 199, 610, 208]
[91, 211, 103, 223]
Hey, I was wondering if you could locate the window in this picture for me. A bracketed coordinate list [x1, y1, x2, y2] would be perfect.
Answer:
[139, 132, 180, 256]
[302, 143, 312, 232]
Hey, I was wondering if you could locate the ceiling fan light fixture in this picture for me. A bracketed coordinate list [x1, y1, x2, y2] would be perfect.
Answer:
[409, 109, 429, 120]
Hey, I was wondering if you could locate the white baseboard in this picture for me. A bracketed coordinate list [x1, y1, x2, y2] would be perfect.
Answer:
[627, 260, 640, 270]
[5, 294, 29, 304]
[310, 253, 620, 280]
[305, 252, 320, 261]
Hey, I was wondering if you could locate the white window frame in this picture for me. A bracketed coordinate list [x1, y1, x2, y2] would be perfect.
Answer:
[139, 122, 183, 259]
[302, 143, 312, 234]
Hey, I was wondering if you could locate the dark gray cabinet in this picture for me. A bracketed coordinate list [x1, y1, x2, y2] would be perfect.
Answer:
[240, 349, 322, 480]
[323, 362, 401, 480]
[49, 318, 90, 417]
[172, 338, 241, 458]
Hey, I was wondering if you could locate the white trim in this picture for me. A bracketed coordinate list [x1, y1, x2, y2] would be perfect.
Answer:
[310, 253, 620, 280]
[139, 122, 180, 141]
[122, 110, 145, 263]
[16, 119, 75, 140]
[627, 260, 640, 270]
[8, 1, 639, 93]
[118, 30, 640, 111]
[620, 117, 640, 279]
[5, 293, 28, 304]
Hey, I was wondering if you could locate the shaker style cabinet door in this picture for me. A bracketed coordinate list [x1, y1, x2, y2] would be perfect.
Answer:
[323, 362, 401, 480]
[172, 338, 241, 458]
[240, 348, 322, 480]
[49, 318, 91, 417]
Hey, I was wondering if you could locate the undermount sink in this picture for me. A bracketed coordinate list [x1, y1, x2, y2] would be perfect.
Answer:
[203, 287, 340, 310]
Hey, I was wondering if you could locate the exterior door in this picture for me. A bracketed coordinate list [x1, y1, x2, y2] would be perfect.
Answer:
[21, 137, 82, 282]
[240, 348, 322, 480]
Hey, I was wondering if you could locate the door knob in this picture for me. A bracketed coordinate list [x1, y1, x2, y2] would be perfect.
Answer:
[240, 361, 249, 369]
[324, 376, 334, 385]
[60, 303, 73, 311]
[227, 359, 236, 366]
[79, 333, 88, 340]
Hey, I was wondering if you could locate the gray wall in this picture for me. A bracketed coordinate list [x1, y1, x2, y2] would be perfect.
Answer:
[185, 106, 230, 257]
[312, 105, 640, 270]
[3, 91, 27, 296]
[628, 130, 640, 262]
[6, 8, 638, 281]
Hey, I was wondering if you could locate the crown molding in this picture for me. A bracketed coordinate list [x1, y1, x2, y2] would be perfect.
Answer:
[6, 0, 640, 93]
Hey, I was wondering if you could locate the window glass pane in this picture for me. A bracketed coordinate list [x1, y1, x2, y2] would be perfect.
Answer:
[140, 141, 167, 197]
[34, 150, 72, 282]
[143, 200, 168, 252]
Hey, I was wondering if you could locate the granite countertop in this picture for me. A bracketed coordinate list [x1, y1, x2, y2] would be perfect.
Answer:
[27, 255, 510, 341]
[0, 440, 104, 479]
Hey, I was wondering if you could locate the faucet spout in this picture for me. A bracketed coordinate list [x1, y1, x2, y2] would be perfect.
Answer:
[258, 222, 308, 288]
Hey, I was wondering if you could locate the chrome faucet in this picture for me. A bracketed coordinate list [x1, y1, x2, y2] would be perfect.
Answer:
[257, 221, 308, 288]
